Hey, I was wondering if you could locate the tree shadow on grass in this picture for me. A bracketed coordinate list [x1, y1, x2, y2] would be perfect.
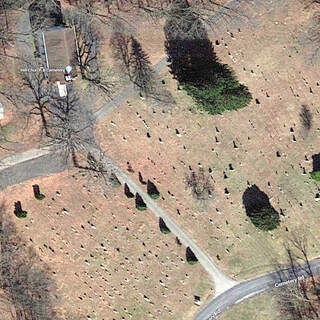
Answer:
[242, 185, 280, 231]
[0, 202, 61, 319]
[312, 154, 320, 172]
[186, 247, 198, 264]
[164, 0, 251, 115]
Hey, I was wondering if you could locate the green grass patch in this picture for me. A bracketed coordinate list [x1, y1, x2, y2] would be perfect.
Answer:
[14, 210, 27, 218]
[35, 194, 46, 200]
[160, 227, 171, 234]
[149, 193, 160, 199]
[136, 205, 147, 211]
[187, 260, 198, 265]
[310, 171, 320, 182]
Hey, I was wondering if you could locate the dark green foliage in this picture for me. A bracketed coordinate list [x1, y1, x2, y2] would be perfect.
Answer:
[135, 193, 147, 210]
[35, 194, 46, 200]
[13, 201, 27, 219]
[147, 180, 160, 199]
[159, 217, 171, 234]
[310, 171, 320, 182]
[243, 185, 280, 231]
[248, 206, 280, 231]
[164, 1, 252, 115]
[33, 184, 46, 200]
[124, 183, 135, 198]
[186, 247, 198, 265]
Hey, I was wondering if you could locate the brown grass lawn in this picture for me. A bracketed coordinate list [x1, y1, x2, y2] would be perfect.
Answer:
[95, 0, 320, 280]
[220, 291, 279, 320]
[0, 171, 213, 319]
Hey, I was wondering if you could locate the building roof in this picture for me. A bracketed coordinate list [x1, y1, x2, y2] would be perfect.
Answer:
[42, 26, 78, 83]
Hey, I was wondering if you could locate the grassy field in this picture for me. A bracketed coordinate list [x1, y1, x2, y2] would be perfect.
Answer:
[221, 291, 280, 320]
[95, 0, 320, 281]
[0, 170, 213, 319]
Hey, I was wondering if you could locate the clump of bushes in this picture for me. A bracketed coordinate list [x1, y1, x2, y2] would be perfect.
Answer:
[243, 185, 280, 231]
[159, 218, 171, 234]
[182, 66, 252, 115]
[14, 201, 27, 218]
[135, 193, 147, 211]
[33, 184, 45, 200]
[147, 180, 160, 199]
[186, 247, 198, 265]
[164, 1, 252, 115]
[109, 172, 121, 188]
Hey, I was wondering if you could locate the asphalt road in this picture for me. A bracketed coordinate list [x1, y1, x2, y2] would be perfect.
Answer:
[194, 258, 320, 320]
[0, 150, 68, 190]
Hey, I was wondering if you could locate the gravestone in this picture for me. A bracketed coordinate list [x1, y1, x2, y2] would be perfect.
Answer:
[0, 101, 3, 120]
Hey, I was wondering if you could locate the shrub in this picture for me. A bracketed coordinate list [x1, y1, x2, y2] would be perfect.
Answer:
[14, 201, 27, 218]
[183, 70, 252, 115]
[310, 171, 320, 182]
[160, 228, 171, 234]
[159, 218, 171, 234]
[109, 173, 121, 188]
[248, 206, 280, 231]
[135, 193, 147, 210]
[136, 205, 147, 211]
[35, 194, 46, 200]
[186, 247, 198, 265]
[147, 180, 160, 199]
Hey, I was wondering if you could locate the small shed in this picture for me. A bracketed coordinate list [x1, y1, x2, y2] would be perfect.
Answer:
[42, 26, 78, 84]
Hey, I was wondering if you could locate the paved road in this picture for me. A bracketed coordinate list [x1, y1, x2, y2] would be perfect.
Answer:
[195, 258, 320, 320]
[0, 149, 68, 189]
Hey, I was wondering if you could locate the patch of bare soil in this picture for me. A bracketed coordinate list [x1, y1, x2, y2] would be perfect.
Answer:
[0, 170, 213, 319]
[95, 0, 320, 280]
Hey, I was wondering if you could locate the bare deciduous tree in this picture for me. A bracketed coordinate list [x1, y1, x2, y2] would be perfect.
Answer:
[0, 203, 61, 320]
[63, 9, 114, 97]
[185, 167, 214, 201]
[110, 21, 133, 78]
[46, 86, 94, 160]
[275, 233, 320, 320]
[300, 104, 313, 131]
